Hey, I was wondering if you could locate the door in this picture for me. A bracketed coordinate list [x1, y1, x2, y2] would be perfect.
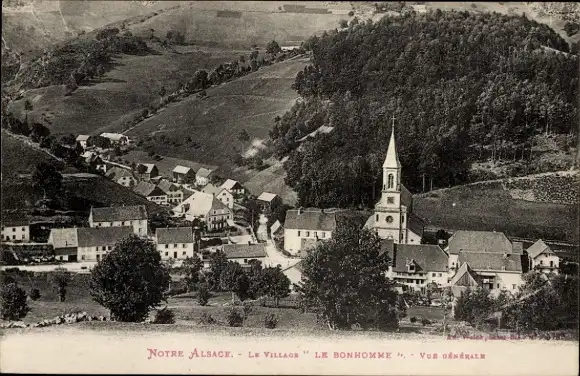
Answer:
[174, 252, 177, 259]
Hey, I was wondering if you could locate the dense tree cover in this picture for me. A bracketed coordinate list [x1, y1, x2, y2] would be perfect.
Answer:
[16, 28, 150, 89]
[90, 235, 171, 322]
[0, 282, 30, 320]
[296, 221, 399, 330]
[272, 10, 578, 207]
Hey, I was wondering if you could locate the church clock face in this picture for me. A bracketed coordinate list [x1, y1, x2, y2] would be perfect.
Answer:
[386, 216, 394, 223]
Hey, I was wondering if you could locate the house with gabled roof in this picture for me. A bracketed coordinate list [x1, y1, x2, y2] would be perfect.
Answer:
[76, 135, 91, 149]
[172, 165, 196, 184]
[47, 228, 78, 261]
[220, 179, 245, 196]
[221, 243, 267, 267]
[203, 184, 234, 209]
[133, 181, 168, 206]
[77, 226, 134, 261]
[195, 167, 213, 186]
[89, 205, 148, 237]
[525, 239, 559, 275]
[257, 192, 282, 210]
[135, 163, 159, 182]
[156, 227, 195, 260]
[1, 213, 30, 242]
[100, 132, 129, 146]
[105, 166, 137, 188]
[283, 208, 336, 255]
[158, 179, 185, 205]
[172, 191, 233, 231]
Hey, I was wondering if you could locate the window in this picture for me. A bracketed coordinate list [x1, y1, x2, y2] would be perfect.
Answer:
[244, 259, 248, 263]
[387, 196, 394, 204]
[376, 214, 379, 221]
[432, 273, 436, 277]
[174, 244, 177, 248]
[165, 252, 168, 256]
[539, 260, 543, 265]
[81, 255, 85, 260]
[387, 174, 394, 189]
[438, 273, 442, 277]
[182, 244, 186, 248]
[21, 227, 25, 231]
[497, 283, 500, 288]
[21, 234, 25, 239]
[386, 216, 394, 223]
[550, 261, 554, 267]
[401, 215, 405, 223]
[97, 254, 101, 261]
[183, 251, 186, 256]
[315, 232, 318, 238]
[12, 228, 15, 232]
[512, 284, 516, 289]
[306, 231, 310, 237]
[321, 232, 326, 238]
[297, 231, 301, 236]
[165, 244, 169, 249]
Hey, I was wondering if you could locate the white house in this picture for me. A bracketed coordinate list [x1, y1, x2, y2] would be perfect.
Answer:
[133, 181, 168, 206]
[283, 208, 337, 255]
[196, 167, 213, 186]
[99, 132, 129, 146]
[76, 134, 91, 149]
[89, 205, 148, 237]
[221, 243, 267, 267]
[526, 239, 560, 275]
[202, 184, 235, 209]
[156, 227, 195, 260]
[77, 226, 134, 262]
[172, 191, 233, 231]
[381, 239, 449, 292]
[1, 215, 30, 242]
[220, 179, 245, 196]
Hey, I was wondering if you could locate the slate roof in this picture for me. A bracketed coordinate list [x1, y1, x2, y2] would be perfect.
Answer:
[133, 181, 166, 197]
[400, 184, 413, 209]
[257, 192, 278, 202]
[457, 251, 522, 273]
[196, 167, 212, 178]
[77, 227, 133, 247]
[526, 239, 554, 259]
[447, 231, 513, 255]
[221, 179, 242, 191]
[91, 205, 148, 222]
[173, 165, 193, 174]
[156, 227, 194, 244]
[222, 243, 267, 258]
[48, 228, 78, 249]
[284, 209, 337, 231]
[388, 243, 448, 273]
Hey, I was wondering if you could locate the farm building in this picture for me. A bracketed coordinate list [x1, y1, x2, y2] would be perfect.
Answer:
[89, 205, 148, 237]
[256, 192, 282, 210]
[172, 165, 196, 184]
[221, 243, 267, 267]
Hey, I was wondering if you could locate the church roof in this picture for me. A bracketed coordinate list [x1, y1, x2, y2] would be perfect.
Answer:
[383, 125, 401, 168]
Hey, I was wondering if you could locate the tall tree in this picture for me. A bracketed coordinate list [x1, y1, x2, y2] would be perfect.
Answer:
[180, 254, 203, 291]
[49, 267, 72, 302]
[220, 261, 250, 303]
[32, 162, 63, 199]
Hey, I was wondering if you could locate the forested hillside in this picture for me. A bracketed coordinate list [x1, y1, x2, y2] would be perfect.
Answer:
[271, 10, 578, 208]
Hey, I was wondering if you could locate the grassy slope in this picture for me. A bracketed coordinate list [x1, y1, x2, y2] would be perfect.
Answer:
[413, 174, 579, 244]
[1, 130, 60, 176]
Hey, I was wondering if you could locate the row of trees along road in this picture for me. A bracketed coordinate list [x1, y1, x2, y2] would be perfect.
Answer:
[272, 10, 578, 208]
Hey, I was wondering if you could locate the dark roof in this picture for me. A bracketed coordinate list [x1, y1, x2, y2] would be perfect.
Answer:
[157, 180, 181, 194]
[1, 213, 29, 227]
[133, 181, 166, 197]
[447, 231, 513, 255]
[196, 167, 212, 178]
[156, 227, 193, 244]
[284, 209, 337, 231]
[91, 205, 148, 222]
[457, 251, 522, 273]
[526, 239, 554, 259]
[388, 243, 448, 273]
[401, 184, 413, 208]
[76, 227, 133, 247]
[222, 243, 267, 258]
[408, 213, 424, 237]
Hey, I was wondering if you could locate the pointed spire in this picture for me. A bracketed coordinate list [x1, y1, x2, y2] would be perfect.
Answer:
[383, 114, 401, 168]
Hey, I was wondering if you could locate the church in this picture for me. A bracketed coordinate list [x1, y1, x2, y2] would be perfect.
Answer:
[364, 119, 424, 244]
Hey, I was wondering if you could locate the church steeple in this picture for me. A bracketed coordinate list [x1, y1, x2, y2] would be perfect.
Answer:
[383, 115, 401, 168]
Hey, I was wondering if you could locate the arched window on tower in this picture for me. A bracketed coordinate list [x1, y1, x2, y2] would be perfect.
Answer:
[387, 174, 394, 189]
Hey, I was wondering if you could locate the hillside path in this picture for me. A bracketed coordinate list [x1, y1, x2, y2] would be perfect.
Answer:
[2, 130, 63, 162]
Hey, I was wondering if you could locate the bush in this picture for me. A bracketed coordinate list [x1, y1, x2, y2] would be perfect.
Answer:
[421, 318, 432, 326]
[1, 283, 30, 320]
[264, 313, 279, 329]
[226, 307, 244, 327]
[410, 316, 417, 323]
[29, 288, 41, 301]
[153, 307, 175, 324]
[197, 284, 211, 306]
[198, 312, 216, 325]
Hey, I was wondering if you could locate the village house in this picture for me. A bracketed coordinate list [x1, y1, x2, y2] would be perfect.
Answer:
[172, 191, 233, 231]
[81, 151, 105, 169]
[172, 165, 196, 184]
[135, 163, 159, 182]
[133, 181, 168, 206]
[1, 214, 30, 242]
[99, 132, 129, 146]
[202, 184, 235, 209]
[221, 243, 267, 267]
[525, 239, 560, 275]
[283, 208, 337, 255]
[196, 167, 213, 186]
[445, 230, 524, 294]
[220, 179, 245, 196]
[158, 179, 185, 205]
[257, 192, 282, 211]
[364, 121, 424, 244]
[76, 135, 91, 149]
[47, 228, 78, 262]
[105, 167, 137, 188]
[381, 239, 449, 293]
[77, 226, 134, 262]
[156, 227, 195, 260]
[89, 205, 148, 237]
